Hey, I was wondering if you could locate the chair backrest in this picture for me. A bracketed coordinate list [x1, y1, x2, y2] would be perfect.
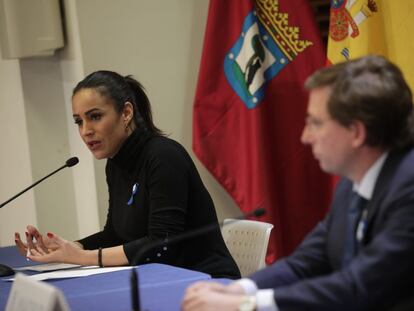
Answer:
[221, 219, 273, 277]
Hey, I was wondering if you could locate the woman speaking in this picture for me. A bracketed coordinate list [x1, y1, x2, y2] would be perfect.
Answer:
[15, 70, 240, 279]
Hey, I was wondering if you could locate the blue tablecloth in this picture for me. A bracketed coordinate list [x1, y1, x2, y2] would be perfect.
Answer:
[0, 246, 213, 311]
[0, 245, 43, 268]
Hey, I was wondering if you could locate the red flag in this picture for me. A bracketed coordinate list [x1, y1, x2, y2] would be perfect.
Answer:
[193, 0, 332, 261]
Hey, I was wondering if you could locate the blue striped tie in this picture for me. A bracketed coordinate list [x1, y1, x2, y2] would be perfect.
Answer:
[342, 192, 367, 267]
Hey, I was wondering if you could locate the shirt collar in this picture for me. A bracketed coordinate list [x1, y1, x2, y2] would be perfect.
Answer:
[353, 152, 388, 200]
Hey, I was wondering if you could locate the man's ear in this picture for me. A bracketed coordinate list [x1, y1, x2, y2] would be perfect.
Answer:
[349, 120, 366, 148]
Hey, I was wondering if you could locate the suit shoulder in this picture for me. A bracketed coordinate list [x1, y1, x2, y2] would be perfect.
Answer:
[389, 149, 414, 179]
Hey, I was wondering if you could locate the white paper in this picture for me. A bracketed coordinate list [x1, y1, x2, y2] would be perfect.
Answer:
[15, 263, 81, 272]
[5, 266, 133, 282]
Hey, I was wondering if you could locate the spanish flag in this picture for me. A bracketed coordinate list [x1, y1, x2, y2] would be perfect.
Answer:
[328, 0, 414, 90]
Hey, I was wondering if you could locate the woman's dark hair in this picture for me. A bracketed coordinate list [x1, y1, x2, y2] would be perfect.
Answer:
[305, 55, 414, 150]
[73, 70, 163, 135]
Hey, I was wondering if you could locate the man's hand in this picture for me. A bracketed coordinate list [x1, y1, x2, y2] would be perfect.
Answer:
[181, 281, 248, 311]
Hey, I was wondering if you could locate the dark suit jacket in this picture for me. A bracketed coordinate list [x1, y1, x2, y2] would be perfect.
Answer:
[250, 149, 414, 310]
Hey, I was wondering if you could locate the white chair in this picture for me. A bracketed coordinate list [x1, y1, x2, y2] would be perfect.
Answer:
[221, 219, 273, 277]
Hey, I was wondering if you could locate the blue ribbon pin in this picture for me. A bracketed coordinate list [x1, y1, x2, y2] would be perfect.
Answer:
[127, 183, 139, 206]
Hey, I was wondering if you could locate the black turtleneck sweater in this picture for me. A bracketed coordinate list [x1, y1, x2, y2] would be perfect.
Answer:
[78, 129, 240, 278]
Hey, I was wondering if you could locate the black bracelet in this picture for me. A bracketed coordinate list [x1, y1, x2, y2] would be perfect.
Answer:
[98, 247, 103, 268]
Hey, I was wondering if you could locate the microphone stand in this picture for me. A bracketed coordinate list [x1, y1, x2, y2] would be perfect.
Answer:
[130, 208, 266, 311]
[0, 157, 79, 277]
[0, 157, 79, 209]
[131, 267, 140, 311]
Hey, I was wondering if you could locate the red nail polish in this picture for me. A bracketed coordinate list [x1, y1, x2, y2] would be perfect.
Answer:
[15, 233, 19, 238]
[47, 232, 54, 238]
[25, 232, 29, 237]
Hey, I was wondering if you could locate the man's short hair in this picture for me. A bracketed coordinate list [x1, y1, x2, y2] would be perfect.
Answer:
[305, 55, 414, 150]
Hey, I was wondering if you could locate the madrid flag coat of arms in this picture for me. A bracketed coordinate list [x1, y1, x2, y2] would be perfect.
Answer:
[193, 0, 333, 261]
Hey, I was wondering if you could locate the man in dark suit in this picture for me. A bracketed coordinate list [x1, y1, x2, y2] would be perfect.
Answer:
[181, 55, 414, 311]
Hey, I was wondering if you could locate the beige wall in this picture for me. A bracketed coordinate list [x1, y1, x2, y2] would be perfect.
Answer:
[0, 0, 240, 246]
[19, 56, 79, 240]
[0, 48, 38, 245]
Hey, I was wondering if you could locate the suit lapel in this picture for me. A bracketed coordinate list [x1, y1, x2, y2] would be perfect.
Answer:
[364, 151, 405, 237]
[328, 179, 353, 268]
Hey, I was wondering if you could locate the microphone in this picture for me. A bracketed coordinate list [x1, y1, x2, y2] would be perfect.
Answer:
[0, 157, 79, 208]
[130, 207, 266, 311]
[65, 157, 79, 167]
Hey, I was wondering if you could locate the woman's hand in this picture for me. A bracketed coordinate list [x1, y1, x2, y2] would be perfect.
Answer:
[15, 226, 128, 266]
[14, 231, 28, 257]
[27, 232, 84, 264]
[15, 225, 84, 264]
[14, 225, 57, 257]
